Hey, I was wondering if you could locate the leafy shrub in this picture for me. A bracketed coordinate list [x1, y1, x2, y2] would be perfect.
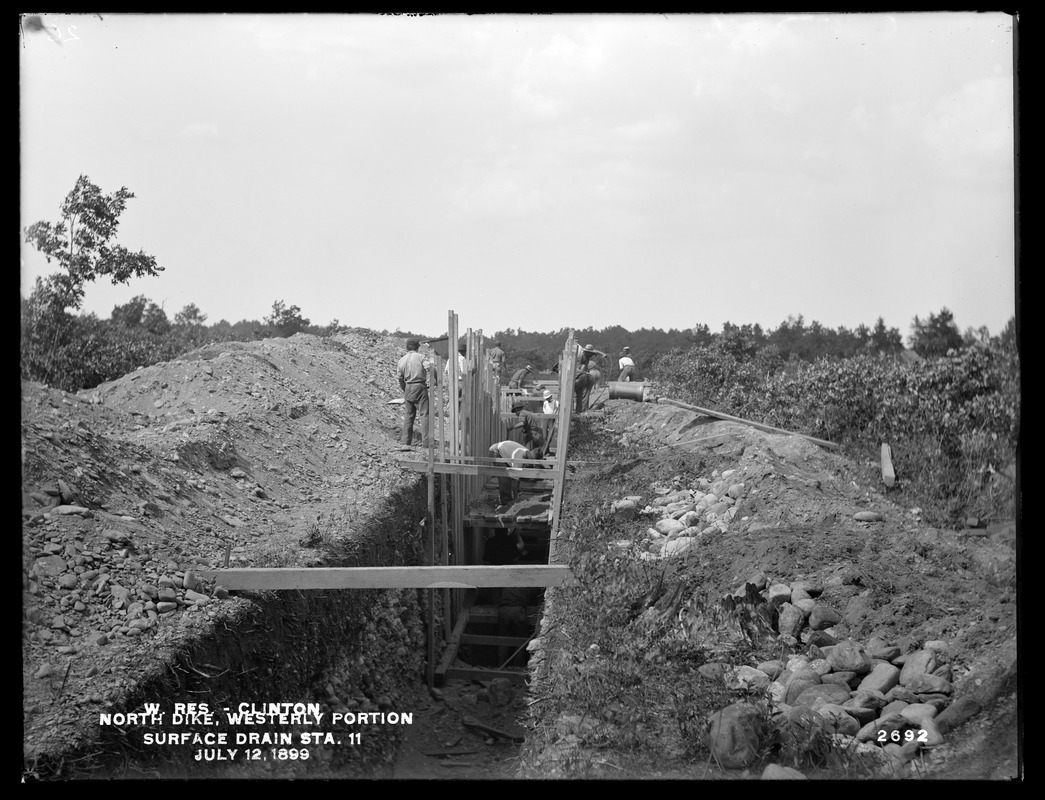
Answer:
[647, 342, 1019, 527]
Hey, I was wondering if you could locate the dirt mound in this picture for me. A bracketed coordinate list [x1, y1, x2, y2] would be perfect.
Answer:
[521, 399, 1019, 779]
[21, 331, 429, 776]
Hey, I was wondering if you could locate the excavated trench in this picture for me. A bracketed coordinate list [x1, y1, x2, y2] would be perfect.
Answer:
[41, 477, 478, 780]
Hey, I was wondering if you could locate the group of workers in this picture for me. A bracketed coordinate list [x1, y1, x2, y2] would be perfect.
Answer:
[397, 336, 637, 449]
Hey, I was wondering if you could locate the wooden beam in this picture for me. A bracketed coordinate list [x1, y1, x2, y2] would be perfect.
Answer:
[655, 397, 839, 449]
[197, 564, 574, 590]
[459, 633, 531, 647]
[548, 334, 577, 560]
[397, 460, 558, 479]
[435, 602, 472, 685]
[445, 667, 529, 687]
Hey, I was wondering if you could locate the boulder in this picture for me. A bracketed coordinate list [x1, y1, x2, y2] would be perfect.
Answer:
[706, 703, 766, 768]
[827, 639, 873, 675]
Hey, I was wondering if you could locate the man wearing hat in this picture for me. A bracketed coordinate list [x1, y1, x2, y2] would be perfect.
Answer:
[487, 341, 506, 383]
[579, 343, 603, 372]
[397, 338, 432, 447]
[508, 364, 535, 391]
[618, 346, 635, 382]
[542, 389, 558, 416]
[507, 400, 544, 452]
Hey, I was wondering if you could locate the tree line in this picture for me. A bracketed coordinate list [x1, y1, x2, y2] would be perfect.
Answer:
[22, 176, 1018, 393]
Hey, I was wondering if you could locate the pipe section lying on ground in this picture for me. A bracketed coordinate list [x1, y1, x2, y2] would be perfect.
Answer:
[655, 397, 839, 450]
[607, 381, 648, 402]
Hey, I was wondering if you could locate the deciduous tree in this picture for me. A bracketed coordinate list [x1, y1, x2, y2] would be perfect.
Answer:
[24, 175, 163, 312]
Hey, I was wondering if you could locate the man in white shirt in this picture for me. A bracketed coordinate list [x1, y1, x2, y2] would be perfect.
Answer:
[397, 339, 432, 446]
[618, 346, 635, 382]
[488, 440, 541, 508]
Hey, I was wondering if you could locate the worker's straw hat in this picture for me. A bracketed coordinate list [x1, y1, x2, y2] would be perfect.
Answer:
[622, 346, 630, 351]
[582, 344, 595, 352]
[542, 390, 553, 400]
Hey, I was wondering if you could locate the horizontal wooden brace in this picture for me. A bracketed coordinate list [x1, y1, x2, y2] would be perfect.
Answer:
[444, 666, 529, 686]
[197, 564, 573, 590]
[397, 460, 558, 479]
[459, 634, 531, 647]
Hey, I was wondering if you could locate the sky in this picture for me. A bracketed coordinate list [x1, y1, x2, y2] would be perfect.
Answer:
[20, 12, 1017, 342]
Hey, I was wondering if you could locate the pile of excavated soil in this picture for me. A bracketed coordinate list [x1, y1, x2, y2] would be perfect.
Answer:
[520, 399, 1019, 780]
[21, 331, 435, 778]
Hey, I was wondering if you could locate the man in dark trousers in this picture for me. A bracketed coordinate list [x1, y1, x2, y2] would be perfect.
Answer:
[508, 364, 535, 390]
[487, 341, 506, 383]
[507, 401, 544, 453]
[396, 339, 431, 446]
[574, 367, 595, 413]
[488, 439, 541, 510]
[618, 346, 636, 381]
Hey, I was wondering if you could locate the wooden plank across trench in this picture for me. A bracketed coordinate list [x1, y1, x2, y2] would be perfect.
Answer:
[197, 564, 573, 591]
[397, 459, 561, 480]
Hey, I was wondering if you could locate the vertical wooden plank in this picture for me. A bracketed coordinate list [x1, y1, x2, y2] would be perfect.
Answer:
[426, 359, 439, 689]
[436, 352, 451, 641]
[448, 312, 464, 594]
[548, 333, 577, 564]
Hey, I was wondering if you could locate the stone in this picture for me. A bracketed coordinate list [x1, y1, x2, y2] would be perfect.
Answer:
[790, 579, 822, 596]
[793, 683, 850, 707]
[727, 666, 771, 691]
[839, 704, 876, 725]
[822, 671, 858, 688]
[654, 518, 686, 536]
[827, 639, 873, 675]
[856, 712, 906, 743]
[854, 511, 884, 522]
[808, 604, 842, 630]
[35, 555, 68, 578]
[933, 697, 981, 735]
[899, 650, 937, 685]
[784, 668, 822, 705]
[885, 685, 919, 703]
[900, 703, 938, 726]
[817, 704, 861, 736]
[777, 603, 806, 638]
[768, 584, 792, 606]
[706, 703, 766, 768]
[904, 673, 952, 695]
[847, 689, 887, 711]
[793, 597, 815, 615]
[871, 645, 902, 662]
[756, 660, 784, 680]
[662, 537, 699, 557]
[857, 662, 901, 695]
[919, 716, 945, 746]
[58, 573, 79, 589]
[806, 630, 838, 648]
[611, 499, 639, 519]
[881, 700, 909, 717]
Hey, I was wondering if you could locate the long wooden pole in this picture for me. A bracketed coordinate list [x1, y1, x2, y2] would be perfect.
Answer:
[548, 333, 577, 563]
[655, 396, 838, 449]
[426, 369, 435, 687]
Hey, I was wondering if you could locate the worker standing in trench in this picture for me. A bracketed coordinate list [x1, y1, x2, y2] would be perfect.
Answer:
[397, 339, 432, 447]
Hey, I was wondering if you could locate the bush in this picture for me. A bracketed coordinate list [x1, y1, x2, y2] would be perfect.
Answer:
[646, 342, 1019, 527]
